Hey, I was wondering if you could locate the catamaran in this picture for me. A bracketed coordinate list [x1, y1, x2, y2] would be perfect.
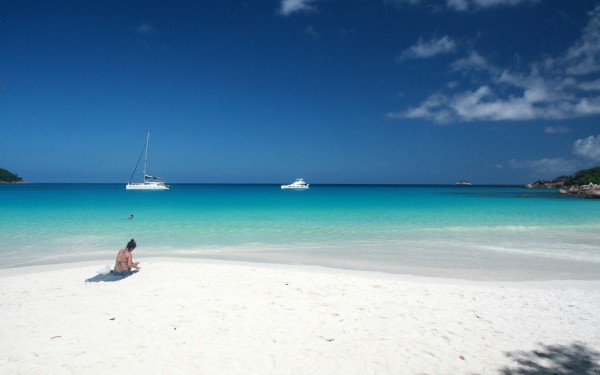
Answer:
[126, 132, 169, 190]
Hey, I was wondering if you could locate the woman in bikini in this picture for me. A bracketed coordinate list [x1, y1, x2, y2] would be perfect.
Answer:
[113, 239, 140, 275]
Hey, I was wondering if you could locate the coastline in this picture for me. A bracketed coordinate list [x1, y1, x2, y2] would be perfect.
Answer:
[1, 258, 599, 374]
[3, 250, 600, 282]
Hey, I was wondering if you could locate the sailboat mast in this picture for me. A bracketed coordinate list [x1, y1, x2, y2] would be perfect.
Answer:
[143, 132, 149, 180]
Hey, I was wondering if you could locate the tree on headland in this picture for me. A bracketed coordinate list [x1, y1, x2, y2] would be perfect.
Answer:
[0, 168, 24, 183]
[568, 166, 600, 186]
[529, 166, 600, 188]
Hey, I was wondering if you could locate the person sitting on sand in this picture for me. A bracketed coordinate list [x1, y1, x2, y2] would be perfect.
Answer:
[113, 239, 140, 275]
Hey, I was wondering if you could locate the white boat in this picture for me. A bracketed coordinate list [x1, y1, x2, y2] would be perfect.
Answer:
[455, 180, 472, 186]
[126, 132, 169, 190]
[281, 178, 310, 190]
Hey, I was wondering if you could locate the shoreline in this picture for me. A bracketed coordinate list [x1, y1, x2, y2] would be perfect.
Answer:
[2, 254, 600, 283]
[1, 259, 599, 374]
[2, 257, 600, 292]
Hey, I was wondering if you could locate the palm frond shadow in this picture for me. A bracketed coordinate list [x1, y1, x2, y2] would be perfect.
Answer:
[500, 342, 600, 375]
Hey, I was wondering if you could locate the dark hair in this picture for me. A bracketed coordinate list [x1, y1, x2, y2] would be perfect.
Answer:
[126, 239, 137, 250]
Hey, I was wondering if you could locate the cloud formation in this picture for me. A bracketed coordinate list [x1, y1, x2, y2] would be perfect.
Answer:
[399, 36, 457, 60]
[545, 126, 572, 134]
[499, 134, 600, 177]
[573, 135, 600, 162]
[451, 51, 493, 72]
[389, 3, 600, 123]
[278, 0, 319, 16]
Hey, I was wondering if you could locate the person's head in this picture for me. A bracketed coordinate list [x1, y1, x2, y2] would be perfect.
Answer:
[126, 239, 137, 251]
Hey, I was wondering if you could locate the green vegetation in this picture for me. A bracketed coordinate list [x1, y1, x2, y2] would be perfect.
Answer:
[0, 168, 24, 183]
[528, 167, 600, 188]
[567, 166, 600, 186]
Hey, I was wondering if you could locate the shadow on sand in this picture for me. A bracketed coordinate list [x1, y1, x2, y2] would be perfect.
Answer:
[500, 342, 600, 375]
[85, 270, 138, 283]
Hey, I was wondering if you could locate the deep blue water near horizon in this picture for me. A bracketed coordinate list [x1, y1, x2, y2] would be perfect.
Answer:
[1, 183, 599, 280]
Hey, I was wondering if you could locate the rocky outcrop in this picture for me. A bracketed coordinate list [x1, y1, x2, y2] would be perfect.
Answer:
[558, 183, 600, 198]
[558, 182, 600, 198]
[527, 180, 600, 199]
[525, 169, 600, 198]
[525, 175, 572, 189]
[0, 180, 29, 184]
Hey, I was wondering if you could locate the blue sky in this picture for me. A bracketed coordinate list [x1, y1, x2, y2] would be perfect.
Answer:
[2, 0, 600, 184]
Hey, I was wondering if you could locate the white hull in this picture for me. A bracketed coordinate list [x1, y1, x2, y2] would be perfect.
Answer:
[281, 185, 309, 190]
[126, 182, 169, 190]
[281, 178, 310, 189]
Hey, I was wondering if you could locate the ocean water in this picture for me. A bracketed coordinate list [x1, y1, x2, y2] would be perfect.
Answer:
[1, 184, 599, 280]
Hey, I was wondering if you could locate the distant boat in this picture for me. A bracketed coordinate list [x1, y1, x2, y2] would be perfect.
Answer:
[455, 180, 472, 186]
[126, 132, 169, 190]
[281, 178, 310, 190]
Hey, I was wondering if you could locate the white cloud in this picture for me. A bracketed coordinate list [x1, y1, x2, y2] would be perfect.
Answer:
[388, 92, 454, 123]
[278, 0, 319, 16]
[452, 86, 540, 121]
[390, 3, 600, 123]
[579, 79, 600, 91]
[573, 97, 600, 116]
[399, 36, 457, 60]
[396, 84, 600, 123]
[499, 135, 600, 178]
[563, 4, 600, 76]
[545, 126, 572, 134]
[451, 51, 492, 72]
[573, 135, 600, 162]
[388, 82, 562, 123]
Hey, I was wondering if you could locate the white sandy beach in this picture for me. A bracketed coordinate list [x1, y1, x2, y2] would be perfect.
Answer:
[1, 258, 599, 374]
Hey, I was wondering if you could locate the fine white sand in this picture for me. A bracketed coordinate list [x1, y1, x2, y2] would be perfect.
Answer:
[1, 258, 599, 374]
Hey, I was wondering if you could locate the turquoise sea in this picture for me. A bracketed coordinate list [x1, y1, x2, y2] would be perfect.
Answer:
[1, 184, 599, 280]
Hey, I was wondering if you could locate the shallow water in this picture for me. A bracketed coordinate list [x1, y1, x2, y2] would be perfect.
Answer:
[1, 184, 599, 280]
